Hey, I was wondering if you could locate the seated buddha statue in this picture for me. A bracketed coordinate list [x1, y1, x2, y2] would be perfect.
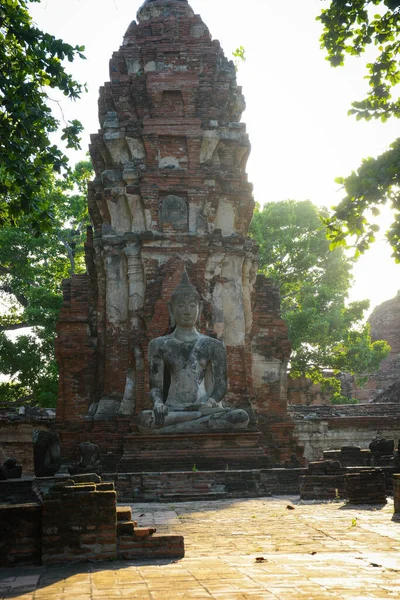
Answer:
[137, 272, 249, 434]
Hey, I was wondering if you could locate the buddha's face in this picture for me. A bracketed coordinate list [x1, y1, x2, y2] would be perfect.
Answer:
[170, 293, 200, 328]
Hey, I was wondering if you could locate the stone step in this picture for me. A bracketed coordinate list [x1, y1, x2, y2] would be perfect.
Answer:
[116, 506, 132, 522]
[117, 520, 136, 536]
[117, 534, 184, 560]
[117, 524, 157, 540]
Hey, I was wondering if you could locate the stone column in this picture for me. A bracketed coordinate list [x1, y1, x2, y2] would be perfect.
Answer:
[210, 253, 246, 346]
[124, 243, 145, 317]
[119, 243, 145, 416]
[209, 252, 249, 407]
[95, 242, 129, 418]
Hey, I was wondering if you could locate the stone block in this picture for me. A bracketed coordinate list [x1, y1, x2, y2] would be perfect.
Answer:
[117, 521, 135, 536]
[345, 469, 387, 505]
[134, 527, 156, 537]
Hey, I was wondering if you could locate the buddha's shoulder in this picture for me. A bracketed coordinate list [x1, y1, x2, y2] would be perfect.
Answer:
[197, 334, 225, 350]
[149, 334, 175, 349]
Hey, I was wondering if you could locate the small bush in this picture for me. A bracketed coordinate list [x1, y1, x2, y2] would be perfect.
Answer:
[331, 393, 359, 405]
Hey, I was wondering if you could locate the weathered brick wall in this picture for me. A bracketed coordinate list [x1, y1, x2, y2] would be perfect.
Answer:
[42, 480, 117, 564]
[0, 479, 41, 504]
[291, 403, 400, 462]
[56, 418, 131, 471]
[109, 468, 305, 501]
[55, 273, 97, 422]
[0, 410, 54, 475]
[249, 276, 304, 465]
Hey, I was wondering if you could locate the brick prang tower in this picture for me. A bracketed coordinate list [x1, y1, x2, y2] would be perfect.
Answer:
[55, 0, 303, 470]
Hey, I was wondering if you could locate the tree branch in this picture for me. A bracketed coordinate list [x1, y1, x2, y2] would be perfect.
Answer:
[0, 284, 29, 308]
[56, 232, 75, 275]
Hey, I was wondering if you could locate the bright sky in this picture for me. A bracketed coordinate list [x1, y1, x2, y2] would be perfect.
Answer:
[30, 0, 400, 315]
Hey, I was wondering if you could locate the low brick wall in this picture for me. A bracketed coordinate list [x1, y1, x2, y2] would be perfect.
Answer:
[290, 403, 400, 462]
[108, 468, 305, 502]
[3, 469, 306, 507]
[300, 463, 396, 501]
[0, 503, 42, 566]
[261, 468, 304, 496]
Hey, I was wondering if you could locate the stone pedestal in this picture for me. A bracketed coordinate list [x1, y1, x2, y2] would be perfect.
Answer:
[300, 460, 346, 501]
[345, 468, 387, 505]
[119, 431, 268, 472]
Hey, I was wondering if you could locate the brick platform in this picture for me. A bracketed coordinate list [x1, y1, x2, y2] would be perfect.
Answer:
[118, 431, 268, 472]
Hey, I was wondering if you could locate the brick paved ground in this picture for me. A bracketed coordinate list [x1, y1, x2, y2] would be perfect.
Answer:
[2, 496, 400, 599]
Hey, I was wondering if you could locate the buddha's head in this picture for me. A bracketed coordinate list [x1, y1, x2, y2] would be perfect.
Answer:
[169, 271, 202, 329]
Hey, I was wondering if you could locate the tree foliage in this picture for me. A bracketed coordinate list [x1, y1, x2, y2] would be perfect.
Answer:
[0, 0, 86, 230]
[250, 200, 390, 397]
[319, 0, 400, 121]
[232, 46, 246, 71]
[322, 138, 400, 260]
[0, 161, 92, 407]
[319, 0, 400, 260]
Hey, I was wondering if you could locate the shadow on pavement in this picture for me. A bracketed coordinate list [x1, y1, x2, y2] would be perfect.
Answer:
[0, 558, 180, 599]
[338, 502, 388, 511]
